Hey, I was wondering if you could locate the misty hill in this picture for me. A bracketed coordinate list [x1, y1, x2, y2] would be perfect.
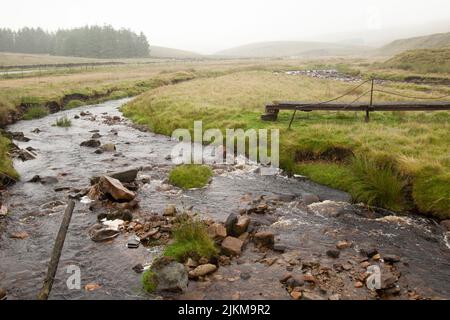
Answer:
[379, 32, 450, 56]
[149, 46, 203, 59]
[383, 48, 450, 74]
[214, 41, 370, 58]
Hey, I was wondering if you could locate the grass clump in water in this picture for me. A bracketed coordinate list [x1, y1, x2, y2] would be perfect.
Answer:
[169, 164, 212, 189]
[164, 216, 218, 262]
[54, 116, 72, 127]
[141, 269, 158, 293]
[23, 106, 49, 120]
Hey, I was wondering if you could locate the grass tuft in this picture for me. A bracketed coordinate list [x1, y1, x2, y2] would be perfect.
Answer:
[164, 217, 218, 262]
[141, 269, 157, 293]
[64, 100, 85, 110]
[350, 156, 408, 211]
[54, 116, 72, 127]
[169, 164, 212, 189]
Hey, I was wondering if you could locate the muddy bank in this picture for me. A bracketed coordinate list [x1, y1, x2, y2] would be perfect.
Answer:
[0, 99, 449, 300]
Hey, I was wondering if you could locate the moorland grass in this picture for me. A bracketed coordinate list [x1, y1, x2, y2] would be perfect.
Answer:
[164, 217, 218, 261]
[168, 164, 213, 189]
[22, 105, 49, 120]
[54, 116, 72, 127]
[0, 136, 19, 180]
[123, 70, 450, 219]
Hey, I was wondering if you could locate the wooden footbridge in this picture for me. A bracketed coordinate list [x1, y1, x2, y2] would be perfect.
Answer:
[261, 79, 450, 128]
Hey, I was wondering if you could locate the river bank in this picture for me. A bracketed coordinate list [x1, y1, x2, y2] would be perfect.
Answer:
[0, 99, 449, 300]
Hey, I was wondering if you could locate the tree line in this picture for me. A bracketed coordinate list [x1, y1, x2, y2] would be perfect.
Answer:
[0, 26, 150, 58]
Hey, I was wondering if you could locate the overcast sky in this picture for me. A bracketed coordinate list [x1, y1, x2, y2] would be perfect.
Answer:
[1, 0, 449, 53]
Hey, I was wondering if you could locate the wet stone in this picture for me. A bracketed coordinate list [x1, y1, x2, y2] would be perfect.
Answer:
[326, 249, 340, 259]
[80, 139, 101, 148]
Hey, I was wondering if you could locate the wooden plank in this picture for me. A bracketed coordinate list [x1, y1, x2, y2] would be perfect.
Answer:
[37, 200, 75, 300]
[266, 101, 450, 112]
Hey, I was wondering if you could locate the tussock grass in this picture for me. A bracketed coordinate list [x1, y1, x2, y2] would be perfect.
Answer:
[64, 99, 84, 109]
[169, 164, 212, 189]
[141, 269, 157, 293]
[123, 70, 450, 218]
[54, 116, 71, 127]
[164, 217, 218, 261]
[23, 106, 49, 120]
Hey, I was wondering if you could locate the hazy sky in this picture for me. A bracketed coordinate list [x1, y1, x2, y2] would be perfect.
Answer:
[1, 0, 449, 53]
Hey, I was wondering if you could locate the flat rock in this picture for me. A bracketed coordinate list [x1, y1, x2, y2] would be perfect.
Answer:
[302, 193, 320, 205]
[253, 231, 275, 249]
[221, 236, 244, 256]
[189, 264, 217, 278]
[80, 139, 101, 148]
[90, 169, 139, 185]
[10, 231, 29, 239]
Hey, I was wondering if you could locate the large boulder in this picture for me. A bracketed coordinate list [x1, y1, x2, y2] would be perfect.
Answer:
[152, 260, 188, 292]
[98, 176, 135, 202]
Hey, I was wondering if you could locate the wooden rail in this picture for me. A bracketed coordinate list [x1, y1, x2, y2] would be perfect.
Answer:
[261, 101, 450, 121]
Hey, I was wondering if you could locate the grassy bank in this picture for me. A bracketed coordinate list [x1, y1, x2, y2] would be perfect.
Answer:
[122, 70, 450, 219]
[0, 135, 19, 183]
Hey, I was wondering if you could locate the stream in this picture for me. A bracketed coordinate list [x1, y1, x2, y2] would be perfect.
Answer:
[1, 98, 449, 300]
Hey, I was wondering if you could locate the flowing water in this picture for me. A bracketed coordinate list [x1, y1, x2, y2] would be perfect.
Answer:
[1, 98, 449, 300]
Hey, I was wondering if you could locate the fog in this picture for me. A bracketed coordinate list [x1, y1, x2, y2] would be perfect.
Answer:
[1, 0, 449, 53]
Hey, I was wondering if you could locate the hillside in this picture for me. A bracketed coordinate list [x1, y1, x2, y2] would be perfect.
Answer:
[383, 48, 450, 74]
[380, 32, 450, 56]
[149, 45, 203, 59]
[214, 41, 370, 58]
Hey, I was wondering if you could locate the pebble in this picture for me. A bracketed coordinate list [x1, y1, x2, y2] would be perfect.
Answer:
[290, 291, 302, 300]
[372, 254, 381, 261]
[189, 264, 217, 278]
[336, 240, 351, 250]
[355, 281, 364, 288]
[85, 283, 101, 291]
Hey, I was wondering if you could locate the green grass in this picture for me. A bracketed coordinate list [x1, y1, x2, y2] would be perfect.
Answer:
[164, 217, 218, 262]
[168, 164, 213, 189]
[141, 269, 157, 293]
[0, 136, 19, 181]
[123, 70, 450, 219]
[64, 99, 85, 109]
[22, 106, 49, 120]
[54, 116, 72, 127]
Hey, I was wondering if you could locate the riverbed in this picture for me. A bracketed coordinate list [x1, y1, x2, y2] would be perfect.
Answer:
[1, 98, 449, 300]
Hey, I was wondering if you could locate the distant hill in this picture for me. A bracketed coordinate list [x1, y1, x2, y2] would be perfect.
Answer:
[214, 41, 370, 58]
[383, 48, 450, 74]
[379, 32, 450, 56]
[149, 46, 203, 59]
